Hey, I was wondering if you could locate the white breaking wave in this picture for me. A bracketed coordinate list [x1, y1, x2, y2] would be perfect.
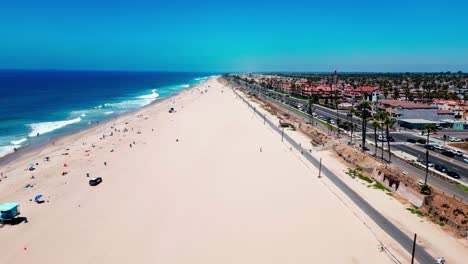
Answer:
[195, 77, 208, 81]
[0, 145, 21, 158]
[28, 117, 82, 137]
[10, 137, 27, 145]
[179, 84, 190, 88]
[137, 89, 159, 99]
[104, 111, 114, 115]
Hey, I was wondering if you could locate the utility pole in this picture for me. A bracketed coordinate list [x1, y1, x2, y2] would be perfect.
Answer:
[411, 233, 417, 264]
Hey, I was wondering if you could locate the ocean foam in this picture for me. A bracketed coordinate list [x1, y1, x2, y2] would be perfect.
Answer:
[195, 77, 208, 81]
[104, 111, 114, 115]
[179, 84, 190, 88]
[0, 145, 20, 158]
[28, 117, 82, 137]
[10, 137, 27, 145]
[137, 89, 159, 99]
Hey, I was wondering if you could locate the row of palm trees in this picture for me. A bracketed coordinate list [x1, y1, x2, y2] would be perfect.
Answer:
[358, 100, 393, 163]
[358, 100, 436, 188]
[370, 111, 393, 162]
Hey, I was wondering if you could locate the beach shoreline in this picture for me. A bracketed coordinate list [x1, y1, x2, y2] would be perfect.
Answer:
[0, 82, 200, 167]
[0, 77, 414, 263]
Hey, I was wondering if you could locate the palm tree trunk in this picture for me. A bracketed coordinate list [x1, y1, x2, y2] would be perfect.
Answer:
[386, 124, 391, 162]
[381, 124, 384, 160]
[374, 127, 378, 156]
[361, 116, 366, 151]
[425, 132, 430, 184]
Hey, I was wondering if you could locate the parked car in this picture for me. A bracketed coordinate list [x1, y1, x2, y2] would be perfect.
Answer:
[441, 150, 455, 157]
[425, 144, 435, 150]
[416, 138, 427, 144]
[89, 177, 103, 186]
[449, 137, 463, 142]
[464, 158, 468, 164]
[433, 145, 445, 151]
[407, 138, 417, 143]
[378, 135, 387, 142]
[434, 164, 448, 173]
[419, 160, 434, 167]
[387, 136, 395, 142]
[447, 171, 461, 179]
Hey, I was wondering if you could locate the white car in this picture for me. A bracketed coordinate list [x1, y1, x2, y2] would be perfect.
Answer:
[448, 149, 464, 157]
[449, 137, 463, 142]
[378, 135, 387, 142]
[464, 158, 468, 164]
[433, 145, 445, 151]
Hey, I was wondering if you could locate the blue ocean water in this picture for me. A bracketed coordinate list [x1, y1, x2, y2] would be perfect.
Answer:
[0, 70, 213, 157]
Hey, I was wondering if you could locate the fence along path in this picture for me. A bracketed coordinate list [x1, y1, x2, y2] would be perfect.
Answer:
[231, 86, 435, 264]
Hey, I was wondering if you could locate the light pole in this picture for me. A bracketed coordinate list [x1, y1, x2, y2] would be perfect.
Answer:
[411, 233, 417, 264]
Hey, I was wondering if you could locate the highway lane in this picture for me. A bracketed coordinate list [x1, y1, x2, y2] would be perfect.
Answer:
[393, 144, 467, 181]
[360, 137, 468, 199]
[235, 80, 468, 198]
[231, 84, 436, 264]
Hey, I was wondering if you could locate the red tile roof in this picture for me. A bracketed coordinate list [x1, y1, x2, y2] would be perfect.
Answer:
[437, 110, 454, 114]
[380, 100, 437, 109]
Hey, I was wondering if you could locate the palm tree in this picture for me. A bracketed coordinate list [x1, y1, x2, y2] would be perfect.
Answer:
[359, 100, 371, 152]
[423, 124, 437, 185]
[371, 119, 380, 156]
[308, 97, 314, 125]
[349, 108, 356, 144]
[335, 99, 341, 138]
[384, 118, 394, 162]
[326, 117, 332, 135]
[377, 111, 388, 160]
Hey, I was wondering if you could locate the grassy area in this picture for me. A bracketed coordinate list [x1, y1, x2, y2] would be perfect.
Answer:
[454, 183, 468, 192]
[271, 98, 336, 131]
[373, 182, 391, 192]
[406, 207, 425, 217]
[439, 222, 446, 227]
[346, 168, 373, 183]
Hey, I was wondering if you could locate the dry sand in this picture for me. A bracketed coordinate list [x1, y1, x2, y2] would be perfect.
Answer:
[0, 78, 394, 263]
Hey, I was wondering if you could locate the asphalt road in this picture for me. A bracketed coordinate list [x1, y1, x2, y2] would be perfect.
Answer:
[394, 145, 467, 180]
[238, 81, 468, 199]
[231, 84, 436, 264]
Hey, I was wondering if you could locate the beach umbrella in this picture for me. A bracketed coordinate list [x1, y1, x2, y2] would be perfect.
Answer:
[34, 195, 43, 201]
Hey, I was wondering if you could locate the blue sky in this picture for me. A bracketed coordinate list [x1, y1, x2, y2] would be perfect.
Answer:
[1, 0, 467, 72]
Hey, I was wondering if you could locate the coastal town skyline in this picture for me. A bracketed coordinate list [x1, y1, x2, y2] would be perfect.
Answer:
[1, 0, 467, 72]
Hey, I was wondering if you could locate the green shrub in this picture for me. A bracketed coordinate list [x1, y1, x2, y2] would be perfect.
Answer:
[420, 184, 432, 195]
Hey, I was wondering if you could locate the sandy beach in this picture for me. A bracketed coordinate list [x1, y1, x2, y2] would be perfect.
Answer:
[2, 77, 398, 263]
